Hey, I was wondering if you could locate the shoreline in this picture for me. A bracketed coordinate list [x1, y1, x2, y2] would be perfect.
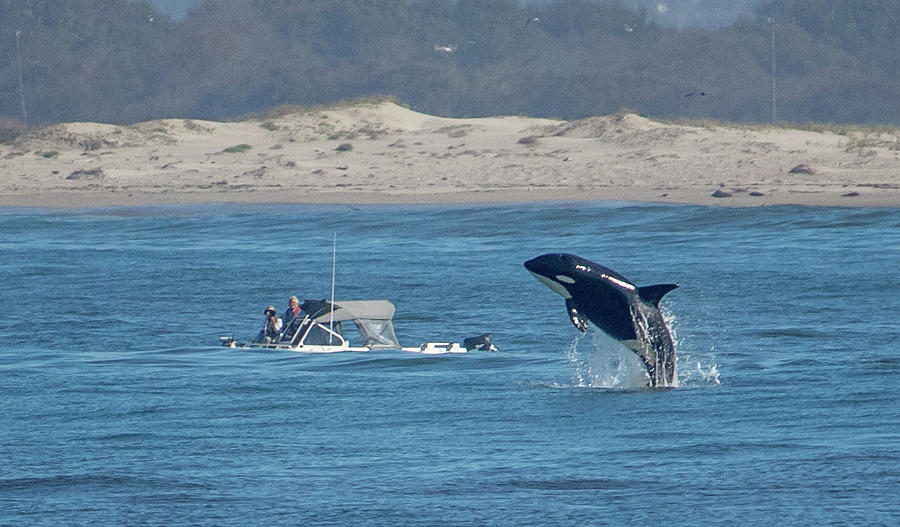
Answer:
[3, 102, 899, 210]
[3, 186, 895, 209]
[3, 179, 898, 209]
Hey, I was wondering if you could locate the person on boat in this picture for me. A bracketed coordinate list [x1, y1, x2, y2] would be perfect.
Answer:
[282, 296, 301, 326]
[254, 305, 282, 343]
[278, 296, 303, 341]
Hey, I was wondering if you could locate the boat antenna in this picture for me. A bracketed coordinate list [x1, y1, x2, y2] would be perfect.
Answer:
[329, 232, 336, 343]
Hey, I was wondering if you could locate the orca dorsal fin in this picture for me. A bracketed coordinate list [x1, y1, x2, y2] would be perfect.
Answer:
[637, 283, 678, 306]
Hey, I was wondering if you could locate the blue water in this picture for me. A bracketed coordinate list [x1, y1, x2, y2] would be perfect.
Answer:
[2, 202, 898, 526]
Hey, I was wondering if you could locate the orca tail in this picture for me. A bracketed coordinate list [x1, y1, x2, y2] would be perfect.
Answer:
[637, 283, 679, 307]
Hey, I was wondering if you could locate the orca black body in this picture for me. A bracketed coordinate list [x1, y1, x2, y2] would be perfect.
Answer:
[524, 253, 678, 387]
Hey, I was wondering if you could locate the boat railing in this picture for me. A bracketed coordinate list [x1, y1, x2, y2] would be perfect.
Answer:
[280, 314, 311, 345]
[297, 319, 346, 347]
[277, 314, 347, 348]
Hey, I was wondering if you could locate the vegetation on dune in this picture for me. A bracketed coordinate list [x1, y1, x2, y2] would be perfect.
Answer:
[222, 143, 252, 153]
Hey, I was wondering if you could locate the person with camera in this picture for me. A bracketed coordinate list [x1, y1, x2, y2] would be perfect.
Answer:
[255, 305, 282, 344]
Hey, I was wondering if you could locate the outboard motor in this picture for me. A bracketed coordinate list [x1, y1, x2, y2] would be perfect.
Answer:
[463, 333, 497, 352]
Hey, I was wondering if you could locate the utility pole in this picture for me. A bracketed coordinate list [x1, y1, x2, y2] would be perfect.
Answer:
[767, 17, 776, 122]
[15, 29, 28, 129]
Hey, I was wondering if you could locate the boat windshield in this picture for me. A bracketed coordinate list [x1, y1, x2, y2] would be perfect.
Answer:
[301, 320, 343, 345]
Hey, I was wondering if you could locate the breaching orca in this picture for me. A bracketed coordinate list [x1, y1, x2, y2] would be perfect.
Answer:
[524, 253, 678, 387]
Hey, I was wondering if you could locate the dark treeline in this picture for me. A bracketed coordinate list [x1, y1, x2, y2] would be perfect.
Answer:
[2, 0, 900, 126]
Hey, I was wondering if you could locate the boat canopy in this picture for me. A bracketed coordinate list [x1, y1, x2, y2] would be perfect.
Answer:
[308, 299, 400, 348]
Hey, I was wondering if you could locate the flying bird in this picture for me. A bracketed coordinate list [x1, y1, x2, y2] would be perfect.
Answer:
[433, 44, 456, 54]
[684, 92, 708, 97]
[526, 17, 540, 26]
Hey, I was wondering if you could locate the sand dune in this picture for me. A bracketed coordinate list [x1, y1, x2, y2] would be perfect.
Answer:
[2, 101, 899, 208]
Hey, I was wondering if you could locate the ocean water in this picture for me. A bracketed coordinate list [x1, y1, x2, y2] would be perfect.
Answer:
[1, 202, 898, 526]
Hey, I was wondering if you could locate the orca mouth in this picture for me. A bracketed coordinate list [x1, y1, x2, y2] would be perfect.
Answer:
[527, 270, 572, 299]
[524, 254, 562, 275]
[523, 257, 541, 273]
[525, 255, 574, 298]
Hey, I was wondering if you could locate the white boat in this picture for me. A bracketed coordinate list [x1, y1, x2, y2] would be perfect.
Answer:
[220, 299, 495, 355]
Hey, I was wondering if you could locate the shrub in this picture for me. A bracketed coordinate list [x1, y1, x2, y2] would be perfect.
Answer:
[223, 143, 252, 153]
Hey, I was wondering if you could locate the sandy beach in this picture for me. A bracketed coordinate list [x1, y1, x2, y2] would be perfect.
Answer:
[2, 100, 899, 208]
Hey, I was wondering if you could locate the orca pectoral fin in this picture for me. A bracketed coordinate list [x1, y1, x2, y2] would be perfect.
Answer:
[565, 299, 588, 332]
[637, 283, 678, 307]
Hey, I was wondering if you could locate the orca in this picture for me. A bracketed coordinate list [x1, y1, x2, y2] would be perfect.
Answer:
[524, 253, 678, 387]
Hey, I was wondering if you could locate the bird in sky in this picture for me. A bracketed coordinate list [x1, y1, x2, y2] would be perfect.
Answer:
[526, 17, 540, 26]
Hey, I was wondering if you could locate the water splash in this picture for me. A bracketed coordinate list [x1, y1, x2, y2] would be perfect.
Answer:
[665, 306, 722, 387]
[564, 331, 650, 389]
[697, 362, 721, 385]
[560, 305, 721, 389]
[677, 350, 721, 387]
